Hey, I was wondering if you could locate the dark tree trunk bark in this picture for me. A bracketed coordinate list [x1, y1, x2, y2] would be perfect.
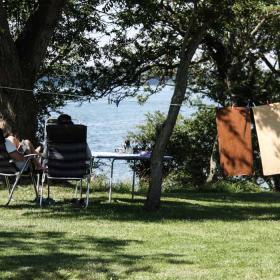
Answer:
[0, 0, 66, 142]
[206, 136, 219, 183]
[0, 89, 38, 142]
[0, 2, 37, 141]
[268, 175, 280, 192]
[145, 26, 208, 211]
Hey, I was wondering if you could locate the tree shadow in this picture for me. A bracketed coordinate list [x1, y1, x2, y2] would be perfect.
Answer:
[8, 191, 280, 222]
[0, 230, 191, 279]
[163, 191, 280, 204]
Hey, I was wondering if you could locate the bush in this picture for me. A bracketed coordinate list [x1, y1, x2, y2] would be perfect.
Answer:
[202, 180, 262, 193]
[127, 108, 268, 193]
[128, 108, 217, 186]
[91, 174, 133, 193]
[91, 174, 108, 192]
[113, 180, 132, 193]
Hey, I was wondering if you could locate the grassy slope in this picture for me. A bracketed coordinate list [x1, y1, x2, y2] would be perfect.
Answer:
[1, 184, 280, 280]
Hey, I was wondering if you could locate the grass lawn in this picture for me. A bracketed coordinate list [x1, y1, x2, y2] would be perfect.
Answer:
[1, 183, 280, 280]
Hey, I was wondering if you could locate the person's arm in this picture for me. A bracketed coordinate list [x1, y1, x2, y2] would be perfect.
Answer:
[7, 135, 20, 148]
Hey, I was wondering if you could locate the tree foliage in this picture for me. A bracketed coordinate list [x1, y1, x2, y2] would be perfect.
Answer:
[189, 1, 280, 105]
[1, 0, 278, 138]
[96, 0, 279, 104]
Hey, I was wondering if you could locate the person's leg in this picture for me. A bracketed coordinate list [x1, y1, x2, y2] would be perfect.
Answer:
[35, 146, 41, 153]
[22, 140, 42, 169]
[22, 140, 41, 155]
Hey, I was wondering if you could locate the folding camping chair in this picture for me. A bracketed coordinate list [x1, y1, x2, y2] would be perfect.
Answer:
[0, 141, 40, 206]
[40, 121, 92, 208]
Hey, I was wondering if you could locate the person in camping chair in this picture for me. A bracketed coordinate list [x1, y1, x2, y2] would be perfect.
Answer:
[57, 114, 91, 159]
[42, 114, 92, 159]
[57, 114, 74, 125]
[0, 120, 42, 170]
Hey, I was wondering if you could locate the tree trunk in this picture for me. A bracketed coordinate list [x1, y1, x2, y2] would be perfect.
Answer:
[0, 2, 37, 142]
[145, 26, 208, 211]
[0, 88, 38, 142]
[206, 136, 219, 183]
[268, 175, 280, 192]
[0, 0, 66, 142]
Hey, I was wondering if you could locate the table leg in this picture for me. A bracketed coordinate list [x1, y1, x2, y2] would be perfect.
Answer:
[109, 159, 115, 203]
[132, 160, 136, 200]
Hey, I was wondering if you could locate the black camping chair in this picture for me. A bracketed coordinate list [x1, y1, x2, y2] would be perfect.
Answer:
[40, 122, 92, 208]
[0, 133, 39, 206]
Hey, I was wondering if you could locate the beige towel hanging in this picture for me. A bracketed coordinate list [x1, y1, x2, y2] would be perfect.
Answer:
[253, 103, 280, 176]
[216, 107, 253, 176]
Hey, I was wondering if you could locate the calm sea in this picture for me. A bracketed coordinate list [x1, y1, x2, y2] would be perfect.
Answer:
[53, 86, 195, 181]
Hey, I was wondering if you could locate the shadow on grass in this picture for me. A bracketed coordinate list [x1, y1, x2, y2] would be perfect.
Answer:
[0, 230, 190, 279]
[2, 191, 280, 278]
[4, 191, 279, 222]
[163, 191, 280, 204]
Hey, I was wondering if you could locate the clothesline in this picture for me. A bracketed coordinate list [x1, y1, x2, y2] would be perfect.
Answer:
[2, 84, 273, 109]
[0, 85, 185, 106]
[0, 84, 214, 108]
[0, 85, 83, 98]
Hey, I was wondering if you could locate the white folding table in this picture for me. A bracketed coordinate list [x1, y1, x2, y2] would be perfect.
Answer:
[91, 152, 173, 202]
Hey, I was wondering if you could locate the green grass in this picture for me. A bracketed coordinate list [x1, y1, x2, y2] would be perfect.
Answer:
[1, 182, 280, 280]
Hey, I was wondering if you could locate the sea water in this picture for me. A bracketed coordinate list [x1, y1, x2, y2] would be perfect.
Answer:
[53, 86, 195, 181]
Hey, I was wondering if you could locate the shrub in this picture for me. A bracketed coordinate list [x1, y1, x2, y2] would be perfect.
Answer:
[91, 174, 133, 193]
[91, 174, 108, 192]
[202, 180, 262, 193]
[128, 108, 217, 186]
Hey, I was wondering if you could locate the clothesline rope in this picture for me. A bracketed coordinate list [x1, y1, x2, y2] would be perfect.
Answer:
[0, 84, 221, 108]
[0, 85, 82, 98]
[0, 84, 196, 107]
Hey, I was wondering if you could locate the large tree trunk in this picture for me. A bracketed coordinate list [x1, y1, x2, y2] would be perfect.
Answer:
[0, 0, 66, 142]
[145, 26, 208, 211]
[0, 2, 37, 141]
[268, 175, 280, 192]
[0, 89, 38, 142]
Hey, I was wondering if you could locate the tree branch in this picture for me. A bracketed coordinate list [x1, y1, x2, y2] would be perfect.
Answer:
[259, 52, 280, 76]
[15, 0, 67, 85]
[250, 17, 266, 36]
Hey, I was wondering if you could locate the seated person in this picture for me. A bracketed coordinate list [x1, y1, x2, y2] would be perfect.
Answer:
[0, 128, 25, 170]
[0, 120, 42, 170]
[57, 114, 74, 125]
[47, 114, 92, 159]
